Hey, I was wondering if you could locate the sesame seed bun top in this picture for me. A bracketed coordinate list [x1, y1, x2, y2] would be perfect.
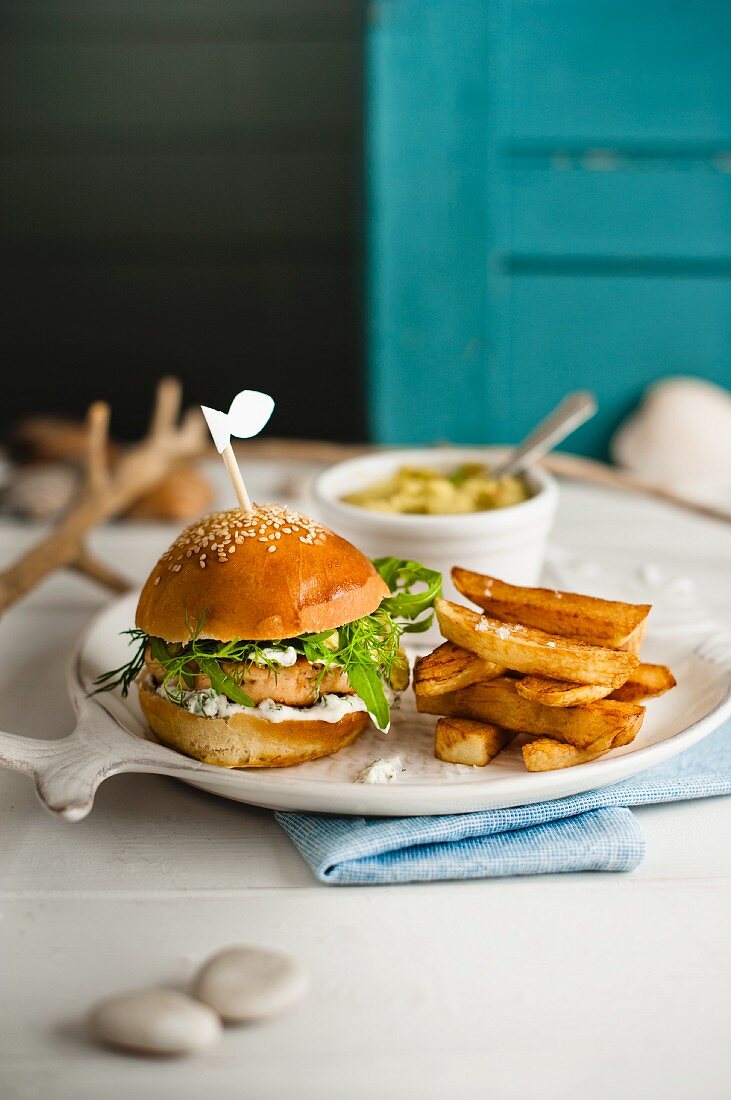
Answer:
[135, 504, 390, 642]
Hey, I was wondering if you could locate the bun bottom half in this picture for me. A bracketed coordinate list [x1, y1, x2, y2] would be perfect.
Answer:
[138, 682, 368, 768]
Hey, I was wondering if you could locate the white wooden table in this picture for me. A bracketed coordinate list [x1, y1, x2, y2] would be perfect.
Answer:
[1, 468, 730, 1100]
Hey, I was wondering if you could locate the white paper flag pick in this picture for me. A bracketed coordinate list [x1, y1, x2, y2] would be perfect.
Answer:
[201, 390, 275, 453]
[201, 390, 275, 513]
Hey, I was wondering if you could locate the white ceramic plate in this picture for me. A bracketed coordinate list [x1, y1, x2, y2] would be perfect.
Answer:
[76, 556, 731, 817]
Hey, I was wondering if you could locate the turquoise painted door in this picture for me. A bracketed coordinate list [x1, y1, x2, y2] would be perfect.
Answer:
[365, 0, 731, 457]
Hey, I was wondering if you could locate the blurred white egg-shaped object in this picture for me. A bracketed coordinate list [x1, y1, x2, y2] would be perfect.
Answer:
[611, 376, 731, 507]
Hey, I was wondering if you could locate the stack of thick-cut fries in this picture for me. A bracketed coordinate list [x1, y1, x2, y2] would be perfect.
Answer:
[414, 568, 676, 772]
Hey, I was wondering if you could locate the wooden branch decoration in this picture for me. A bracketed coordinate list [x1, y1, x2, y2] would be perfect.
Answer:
[541, 453, 731, 525]
[70, 548, 132, 595]
[0, 377, 208, 616]
[84, 400, 111, 495]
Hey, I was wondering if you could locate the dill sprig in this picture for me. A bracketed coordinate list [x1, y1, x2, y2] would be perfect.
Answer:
[92, 558, 442, 732]
[90, 629, 148, 697]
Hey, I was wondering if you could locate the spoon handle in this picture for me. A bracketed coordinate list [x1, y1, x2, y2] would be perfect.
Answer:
[492, 391, 597, 479]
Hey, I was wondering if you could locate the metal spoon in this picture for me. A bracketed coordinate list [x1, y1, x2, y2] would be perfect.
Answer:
[491, 391, 597, 479]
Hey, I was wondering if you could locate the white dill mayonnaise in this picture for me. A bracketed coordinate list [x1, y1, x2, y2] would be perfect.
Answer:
[252, 646, 298, 668]
[354, 756, 404, 784]
[159, 684, 367, 724]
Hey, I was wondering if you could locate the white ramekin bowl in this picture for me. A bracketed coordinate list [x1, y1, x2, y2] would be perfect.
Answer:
[312, 448, 558, 641]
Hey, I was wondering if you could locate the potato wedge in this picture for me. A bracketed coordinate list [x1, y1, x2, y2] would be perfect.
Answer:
[524, 712, 641, 769]
[435, 717, 515, 766]
[612, 719, 641, 748]
[515, 675, 614, 707]
[414, 641, 504, 697]
[416, 676, 645, 749]
[435, 598, 639, 686]
[522, 730, 628, 771]
[610, 663, 676, 703]
[452, 567, 650, 648]
[618, 619, 648, 654]
[523, 736, 611, 770]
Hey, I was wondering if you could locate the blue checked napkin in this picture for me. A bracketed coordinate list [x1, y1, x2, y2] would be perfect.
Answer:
[276, 723, 731, 885]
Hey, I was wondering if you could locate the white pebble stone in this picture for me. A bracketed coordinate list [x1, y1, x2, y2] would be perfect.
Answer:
[89, 988, 222, 1056]
[194, 946, 308, 1023]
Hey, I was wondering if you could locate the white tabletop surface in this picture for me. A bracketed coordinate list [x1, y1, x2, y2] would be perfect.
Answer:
[1, 467, 730, 1100]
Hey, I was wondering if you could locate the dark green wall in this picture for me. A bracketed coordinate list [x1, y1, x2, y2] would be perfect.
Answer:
[1, 1, 363, 439]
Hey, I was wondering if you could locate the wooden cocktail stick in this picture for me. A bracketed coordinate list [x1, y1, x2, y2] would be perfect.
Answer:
[221, 444, 253, 514]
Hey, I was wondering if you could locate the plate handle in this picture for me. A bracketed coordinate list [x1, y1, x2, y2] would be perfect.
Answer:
[0, 695, 204, 821]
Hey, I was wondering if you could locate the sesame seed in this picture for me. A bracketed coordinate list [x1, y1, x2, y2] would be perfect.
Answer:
[157, 504, 327, 571]
[153, 576, 160, 586]
[268, 545, 276, 553]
